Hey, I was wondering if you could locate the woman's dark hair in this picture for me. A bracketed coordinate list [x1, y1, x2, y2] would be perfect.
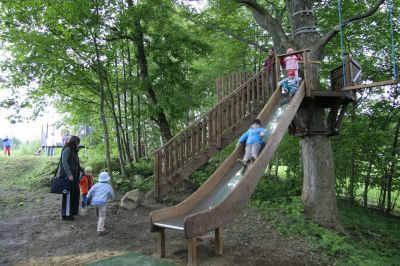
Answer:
[65, 135, 80, 151]
[253, 119, 261, 125]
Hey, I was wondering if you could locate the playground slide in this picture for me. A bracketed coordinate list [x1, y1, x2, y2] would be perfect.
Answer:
[150, 82, 305, 239]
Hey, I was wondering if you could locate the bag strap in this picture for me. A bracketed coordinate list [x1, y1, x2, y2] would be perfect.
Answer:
[54, 147, 66, 177]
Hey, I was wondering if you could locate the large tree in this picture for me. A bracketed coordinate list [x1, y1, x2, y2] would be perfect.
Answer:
[228, 0, 387, 227]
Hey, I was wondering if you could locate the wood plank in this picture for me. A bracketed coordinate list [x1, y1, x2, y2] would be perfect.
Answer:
[342, 80, 399, 91]
[187, 237, 197, 266]
[208, 112, 213, 141]
[335, 102, 349, 130]
[227, 98, 232, 127]
[215, 227, 223, 255]
[275, 56, 280, 90]
[235, 92, 242, 122]
[246, 83, 251, 115]
[154, 151, 161, 199]
[156, 229, 165, 258]
[202, 120, 207, 148]
[261, 70, 266, 100]
[327, 100, 341, 131]
[241, 84, 246, 118]
[165, 144, 171, 177]
[231, 94, 236, 127]
[303, 50, 312, 96]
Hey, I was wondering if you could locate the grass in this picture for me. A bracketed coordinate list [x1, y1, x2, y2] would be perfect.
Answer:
[252, 179, 400, 266]
[0, 156, 57, 190]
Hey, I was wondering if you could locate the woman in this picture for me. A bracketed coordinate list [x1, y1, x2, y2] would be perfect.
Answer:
[57, 135, 83, 220]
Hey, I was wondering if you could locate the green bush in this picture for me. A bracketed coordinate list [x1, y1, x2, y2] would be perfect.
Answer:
[112, 170, 153, 193]
[125, 159, 153, 177]
[12, 140, 42, 156]
[189, 162, 219, 187]
[252, 175, 302, 202]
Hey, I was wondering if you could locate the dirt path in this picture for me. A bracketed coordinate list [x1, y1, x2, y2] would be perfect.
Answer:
[0, 187, 324, 266]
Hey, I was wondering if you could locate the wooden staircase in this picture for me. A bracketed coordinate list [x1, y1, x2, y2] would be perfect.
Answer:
[153, 68, 276, 199]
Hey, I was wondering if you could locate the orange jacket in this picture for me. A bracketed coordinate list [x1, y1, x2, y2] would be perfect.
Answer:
[79, 175, 93, 194]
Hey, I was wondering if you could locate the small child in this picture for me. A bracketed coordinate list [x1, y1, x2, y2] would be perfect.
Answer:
[79, 166, 94, 213]
[87, 172, 115, 235]
[237, 119, 266, 166]
[284, 47, 302, 77]
[278, 70, 302, 99]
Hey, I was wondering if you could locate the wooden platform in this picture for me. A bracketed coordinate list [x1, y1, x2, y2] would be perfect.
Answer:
[303, 90, 356, 107]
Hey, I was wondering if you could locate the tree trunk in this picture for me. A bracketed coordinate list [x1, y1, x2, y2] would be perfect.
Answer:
[274, 152, 279, 177]
[363, 159, 373, 208]
[386, 116, 400, 214]
[126, 44, 139, 162]
[127, 0, 173, 142]
[349, 103, 356, 204]
[121, 46, 134, 165]
[91, 14, 113, 178]
[300, 134, 337, 227]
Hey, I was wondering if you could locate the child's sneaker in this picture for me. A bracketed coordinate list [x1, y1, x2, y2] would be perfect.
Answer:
[97, 230, 109, 236]
[236, 159, 247, 166]
[80, 207, 87, 214]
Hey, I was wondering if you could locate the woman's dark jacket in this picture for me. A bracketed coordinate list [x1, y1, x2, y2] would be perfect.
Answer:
[56, 147, 81, 179]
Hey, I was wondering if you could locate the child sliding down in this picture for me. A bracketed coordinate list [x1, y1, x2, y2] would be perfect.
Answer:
[237, 119, 266, 166]
[278, 70, 302, 100]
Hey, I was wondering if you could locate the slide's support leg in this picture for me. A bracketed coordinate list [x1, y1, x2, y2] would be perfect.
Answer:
[187, 237, 198, 266]
[215, 227, 223, 255]
[156, 229, 165, 258]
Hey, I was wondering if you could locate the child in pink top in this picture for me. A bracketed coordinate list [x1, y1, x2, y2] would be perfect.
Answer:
[284, 47, 302, 77]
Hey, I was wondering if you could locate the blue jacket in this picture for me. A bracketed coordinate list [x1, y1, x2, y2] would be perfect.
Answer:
[87, 182, 114, 206]
[2, 138, 11, 148]
[238, 127, 265, 145]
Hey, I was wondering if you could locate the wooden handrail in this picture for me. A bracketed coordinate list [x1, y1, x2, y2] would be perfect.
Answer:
[276, 48, 310, 58]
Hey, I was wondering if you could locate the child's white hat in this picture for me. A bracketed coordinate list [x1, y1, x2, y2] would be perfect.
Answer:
[98, 172, 110, 182]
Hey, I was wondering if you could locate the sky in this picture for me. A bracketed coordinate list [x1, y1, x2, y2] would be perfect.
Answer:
[0, 50, 62, 143]
[0, 93, 61, 143]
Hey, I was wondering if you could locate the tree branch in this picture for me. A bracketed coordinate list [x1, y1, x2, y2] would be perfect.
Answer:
[315, 0, 385, 54]
[207, 23, 268, 52]
[235, 0, 289, 51]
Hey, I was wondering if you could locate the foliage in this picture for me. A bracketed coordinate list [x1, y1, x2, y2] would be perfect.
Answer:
[12, 140, 41, 156]
[125, 159, 153, 177]
[252, 196, 400, 265]
[0, 156, 57, 190]
[111, 170, 153, 193]
[252, 174, 302, 202]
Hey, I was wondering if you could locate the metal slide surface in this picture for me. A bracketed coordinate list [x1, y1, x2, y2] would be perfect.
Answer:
[153, 85, 304, 231]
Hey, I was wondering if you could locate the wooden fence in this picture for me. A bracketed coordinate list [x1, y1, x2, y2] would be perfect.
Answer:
[216, 72, 254, 101]
[330, 53, 362, 90]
